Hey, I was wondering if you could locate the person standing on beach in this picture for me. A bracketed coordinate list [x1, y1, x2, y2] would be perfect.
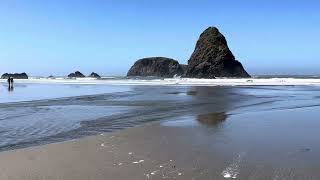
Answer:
[10, 77, 14, 88]
[7, 77, 14, 91]
[7, 77, 11, 88]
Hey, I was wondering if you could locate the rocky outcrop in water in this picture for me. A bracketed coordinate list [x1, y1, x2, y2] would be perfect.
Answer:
[1, 73, 29, 79]
[89, 72, 101, 78]
[186, 27, 250, 78]
[127, 57, 186, 78]
[68, 71, 85, 78]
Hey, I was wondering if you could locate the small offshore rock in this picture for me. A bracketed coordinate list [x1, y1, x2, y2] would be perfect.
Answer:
[1, 72, 29, 79]
[68, 71, 85, 78]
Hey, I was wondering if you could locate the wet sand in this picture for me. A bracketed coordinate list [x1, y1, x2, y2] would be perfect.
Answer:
[0, 121, 240, 180]
[1, 108, 320, 180]
[0, 122, 214, 180]
[2, 85, 320, 179]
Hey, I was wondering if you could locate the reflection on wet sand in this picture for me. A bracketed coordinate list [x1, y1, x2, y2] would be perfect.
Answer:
[197, 112, 227, 126]
[8, 86, 14, 92]
[186, 90, 197, 96]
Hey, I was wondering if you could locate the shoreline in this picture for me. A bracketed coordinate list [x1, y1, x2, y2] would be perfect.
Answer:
[3, 77, 320, 86]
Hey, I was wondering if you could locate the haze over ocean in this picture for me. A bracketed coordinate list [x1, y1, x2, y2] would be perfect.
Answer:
[0, 0, 320, 76]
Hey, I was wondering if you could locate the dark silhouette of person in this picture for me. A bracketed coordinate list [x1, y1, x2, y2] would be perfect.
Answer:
[10, 77, 14, 86]
[7, 77, 11, 87]
[7, 77, 14, 91]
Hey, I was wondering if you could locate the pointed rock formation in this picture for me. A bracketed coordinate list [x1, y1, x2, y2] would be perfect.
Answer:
[127, 57, 186, 78]
[68, 71, 85, 78]
[186, 27, 250, 78]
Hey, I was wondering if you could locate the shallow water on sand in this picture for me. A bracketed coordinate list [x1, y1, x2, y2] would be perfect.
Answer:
[0, 82, 130, 103]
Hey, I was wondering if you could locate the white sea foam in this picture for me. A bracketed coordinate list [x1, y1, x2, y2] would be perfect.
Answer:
[150, 170, 159, 175]
[3, 77, 320, 86]
[132, 160, 144, 164]
[221, 153, 245, 179]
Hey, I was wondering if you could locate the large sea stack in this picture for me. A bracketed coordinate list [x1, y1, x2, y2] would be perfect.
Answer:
[127, 57, 186, 78]
[1, 73, 28, 79]
[186, 27, 250, 78]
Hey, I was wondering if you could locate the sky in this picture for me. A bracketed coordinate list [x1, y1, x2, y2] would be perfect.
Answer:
[0, 0, 320, 76]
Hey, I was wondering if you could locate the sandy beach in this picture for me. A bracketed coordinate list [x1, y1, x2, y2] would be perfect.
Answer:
[0, 122, 217, 180]
[1, 108, 320, 180]
[1, 84, 320, 179]
[0, 121, 251, 180]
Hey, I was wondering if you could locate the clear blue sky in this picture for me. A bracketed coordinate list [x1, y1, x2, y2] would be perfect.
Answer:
[0, 0, 320, 76]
